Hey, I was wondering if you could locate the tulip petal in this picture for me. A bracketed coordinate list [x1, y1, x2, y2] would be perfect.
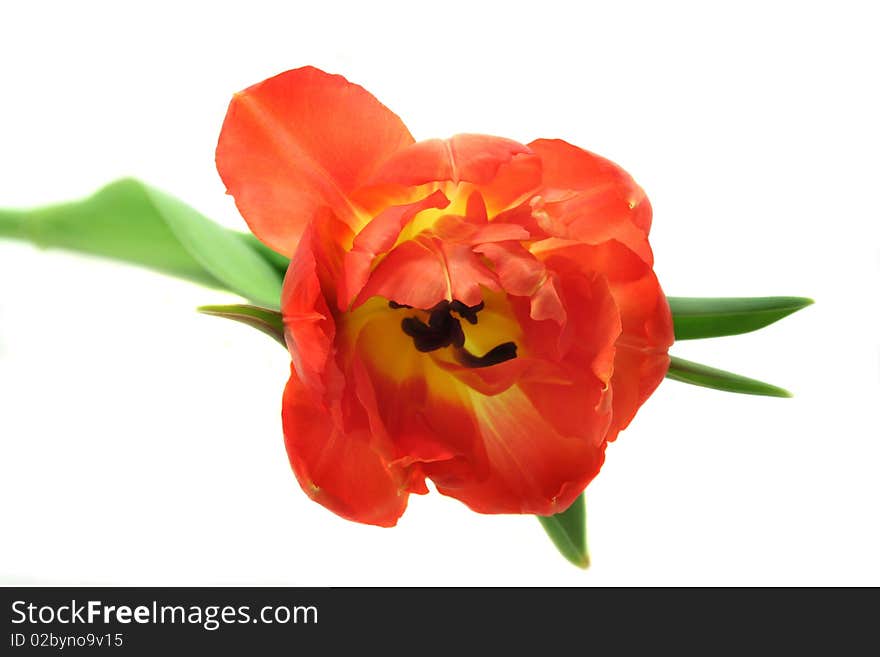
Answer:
[511, 268, 620, 444]
[352, 323, 492, 489]
[217, 67, 414, 256]
[431, 214, 530, 244]
[529, 139, 654, 263]
[536, 239, 674, 440]
[340, 190, 450, 309]
[479, 151, 544, 213]
[366, 134, 531, 187]
[354, 239, 449, 309]
[282, 371, 408, 527]
[431, 385, 606, 516]
[356, 236, 499, 309]
[474, 241, 565, 324]
[433, 356, 571, 397]
[281, 226, 336, 393]
[423, 272, 619, 515]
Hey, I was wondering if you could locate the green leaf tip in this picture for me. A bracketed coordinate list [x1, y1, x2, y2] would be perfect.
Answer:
[198, 304, 287, 350]
[668, 296, 814, 341]
[537, 493, 590, 569]
[666, 356, 792, 398]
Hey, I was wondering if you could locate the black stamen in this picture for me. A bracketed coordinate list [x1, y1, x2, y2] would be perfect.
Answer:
[401, 314, 465, 352]
[395, 298, 516, 367]
[449, 300, 484, 325]
[455, 342, 518, 368]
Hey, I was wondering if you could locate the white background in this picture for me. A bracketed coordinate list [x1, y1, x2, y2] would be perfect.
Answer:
[1, 0, 878, 585]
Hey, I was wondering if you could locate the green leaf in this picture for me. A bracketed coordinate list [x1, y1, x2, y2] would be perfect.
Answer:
[0, 178, 284, 308]
[666, 356, 792, 397]
[537, 493, 589, 569]
[237, 232, 291, 276]
[198, 304, 287, 349]
[0, 209, 27, 240]
[668, 296, 813, 340]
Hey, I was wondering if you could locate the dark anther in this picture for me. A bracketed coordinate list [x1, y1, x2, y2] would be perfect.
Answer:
[449, 300, 484, 325]
[396, 298, 517, 367]
[390, 298, 484, 324]
[401, 310, 465, 352]
[455, 342, 518, 368]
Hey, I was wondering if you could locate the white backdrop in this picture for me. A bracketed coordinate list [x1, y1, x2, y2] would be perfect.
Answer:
[1, 0, 878, 585]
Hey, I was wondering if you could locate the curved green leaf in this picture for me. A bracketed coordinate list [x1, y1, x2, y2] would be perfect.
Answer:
[198, 304, 286, 349]
[237, 232, 291, 276]
[666, 356, 792, 397]
[537, 494, 589, 569]
[0, 179, 284, 308]
[141, 185, 283, 308]
[668, 296, 813, 340]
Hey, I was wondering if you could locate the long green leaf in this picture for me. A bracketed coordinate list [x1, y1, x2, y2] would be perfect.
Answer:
[198, 304, 287, 349]
[666, 356, 792, 397]
[0, 179, 284, 308]
[668, 296, 813, 340]
[237, 232, 291, 276]
[537, 494, 589, 569]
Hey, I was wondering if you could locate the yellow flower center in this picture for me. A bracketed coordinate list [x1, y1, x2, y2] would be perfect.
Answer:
[341, 288, 523, 387]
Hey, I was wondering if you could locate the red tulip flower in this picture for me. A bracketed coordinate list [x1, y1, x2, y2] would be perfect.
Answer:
[216, 67, 674, 526]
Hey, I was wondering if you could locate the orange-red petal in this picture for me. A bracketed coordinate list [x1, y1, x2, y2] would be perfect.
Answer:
[529, 138, 654, 263]
[355, 236, 499, 309]
[281, 224, 336, 394]
[282, 370, 408, 527]
[537, 239, 673, 440]
[428, 384, 607, 515]
[421, 269, 620, 515]
[366, 134, 531, 187]
[216, 66, 414, 256]
[474, 241, 566, 324]
[509, 266, 621, 446]
[340, 190, 450, 309]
